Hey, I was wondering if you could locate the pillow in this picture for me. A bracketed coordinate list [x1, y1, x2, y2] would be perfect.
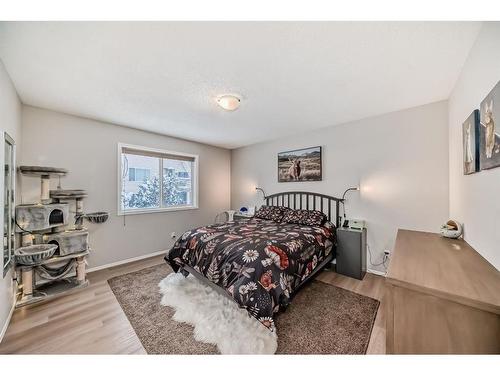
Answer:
[282, 209, 327, 226]
[254, 205, 288, 222]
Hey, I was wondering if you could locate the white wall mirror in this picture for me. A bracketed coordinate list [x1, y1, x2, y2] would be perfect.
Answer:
[3, 132, 15, 277]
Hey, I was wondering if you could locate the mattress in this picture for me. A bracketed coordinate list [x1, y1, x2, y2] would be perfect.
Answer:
[165, 217, 336, 331]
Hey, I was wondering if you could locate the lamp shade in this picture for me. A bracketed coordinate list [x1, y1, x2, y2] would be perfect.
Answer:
[217, 95, 241, 111]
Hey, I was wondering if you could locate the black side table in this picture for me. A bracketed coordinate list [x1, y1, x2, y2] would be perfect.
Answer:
[336, 227, 367, 280]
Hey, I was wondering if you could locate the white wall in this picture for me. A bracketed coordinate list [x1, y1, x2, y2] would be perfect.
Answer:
[449, 22, 500, 270]
[0, 60, 22, 341]
[231, 101, 449, 271]
[20, 106, 231, 268]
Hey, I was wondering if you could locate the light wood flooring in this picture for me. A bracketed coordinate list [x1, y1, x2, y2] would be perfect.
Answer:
[0, 256, 386, 354]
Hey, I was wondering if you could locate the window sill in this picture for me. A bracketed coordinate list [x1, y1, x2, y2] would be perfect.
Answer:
[117, 205, 199, 216]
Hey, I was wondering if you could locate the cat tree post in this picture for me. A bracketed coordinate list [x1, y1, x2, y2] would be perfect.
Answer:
[21, 233, 33, 247]
[21, 267, 34, 297]
[76, 256, 86, 283]
[40, 175, 51, 204]
[75, 197, 84, 230]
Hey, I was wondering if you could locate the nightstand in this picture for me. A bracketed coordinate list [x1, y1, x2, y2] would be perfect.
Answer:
[233, 212, 254, 221]
[336, 227, 367, 280]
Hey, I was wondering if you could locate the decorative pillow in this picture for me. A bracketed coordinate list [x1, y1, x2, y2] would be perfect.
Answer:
[282, 209, 327, 226]
[254, 205, 288, 222]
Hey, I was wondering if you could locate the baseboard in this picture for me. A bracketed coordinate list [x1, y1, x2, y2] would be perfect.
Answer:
[367, 268, 386, 277]
[0, 292, 16, 344]
[87, 250, 167, 273]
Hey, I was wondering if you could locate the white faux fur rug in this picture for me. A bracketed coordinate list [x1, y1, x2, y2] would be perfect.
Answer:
[158, 273, 278, 354]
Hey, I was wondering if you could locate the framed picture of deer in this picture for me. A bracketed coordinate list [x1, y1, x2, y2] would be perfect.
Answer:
[479, 80, 500, 170]
[278, 146, 322, 182]
[463, 109, 480, 175]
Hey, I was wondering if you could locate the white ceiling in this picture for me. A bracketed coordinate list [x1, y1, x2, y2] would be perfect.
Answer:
[0, 22, 481, 149]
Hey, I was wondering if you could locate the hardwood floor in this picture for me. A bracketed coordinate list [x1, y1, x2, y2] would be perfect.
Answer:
[0, 256, 386, 354]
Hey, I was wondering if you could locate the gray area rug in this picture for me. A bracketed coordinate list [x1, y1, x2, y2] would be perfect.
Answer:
[108, 263, 379, 354]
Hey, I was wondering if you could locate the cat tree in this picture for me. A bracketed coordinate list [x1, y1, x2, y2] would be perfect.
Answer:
[14, 166, 108, 307]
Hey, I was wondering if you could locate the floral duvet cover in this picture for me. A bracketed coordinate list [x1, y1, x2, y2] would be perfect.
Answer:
[165, 217, 336, 331]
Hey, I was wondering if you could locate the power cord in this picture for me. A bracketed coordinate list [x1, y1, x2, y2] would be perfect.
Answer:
[367, 243, 389, 269]
[15, 217, 32, 234]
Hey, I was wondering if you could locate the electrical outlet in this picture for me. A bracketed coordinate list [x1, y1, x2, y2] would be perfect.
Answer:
[384, 250, 390, 256]
[171, 232, 177, 239]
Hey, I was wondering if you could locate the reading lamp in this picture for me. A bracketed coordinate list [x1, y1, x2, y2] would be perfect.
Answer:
[342, 186, 359, 201]
[255, 187, 267, 200]
[341, 186, 359, 222]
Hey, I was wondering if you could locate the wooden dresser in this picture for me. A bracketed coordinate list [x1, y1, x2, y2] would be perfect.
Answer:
[386, 229, 500, 354]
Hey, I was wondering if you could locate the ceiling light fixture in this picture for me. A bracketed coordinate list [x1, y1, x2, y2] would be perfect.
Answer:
[216, 94, 241, 111]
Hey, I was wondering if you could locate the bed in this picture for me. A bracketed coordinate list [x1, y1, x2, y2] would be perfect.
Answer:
[165, 191, 343, 331]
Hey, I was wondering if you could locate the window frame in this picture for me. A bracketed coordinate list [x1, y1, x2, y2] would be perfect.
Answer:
[117, 143, 199, 216]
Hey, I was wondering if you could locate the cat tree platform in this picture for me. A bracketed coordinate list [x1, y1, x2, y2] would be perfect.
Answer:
[16, 250, 90, 308]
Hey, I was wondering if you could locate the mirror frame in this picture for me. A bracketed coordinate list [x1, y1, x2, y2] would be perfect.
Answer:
[3, 132, 15, 278]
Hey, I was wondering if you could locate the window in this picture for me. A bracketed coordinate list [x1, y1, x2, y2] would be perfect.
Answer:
[118, 143, 198, 215]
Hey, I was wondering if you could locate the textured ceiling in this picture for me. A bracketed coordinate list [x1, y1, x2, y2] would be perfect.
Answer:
[0, 22, 481, 149]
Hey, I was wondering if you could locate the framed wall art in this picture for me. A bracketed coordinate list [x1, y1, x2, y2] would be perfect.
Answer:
[479, 80, 500, 170]
[278, 146, 322, 182]
[463, 109, 480, 175]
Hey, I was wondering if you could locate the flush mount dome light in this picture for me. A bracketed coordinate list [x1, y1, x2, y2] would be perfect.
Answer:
[216, 95, 241, 111]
